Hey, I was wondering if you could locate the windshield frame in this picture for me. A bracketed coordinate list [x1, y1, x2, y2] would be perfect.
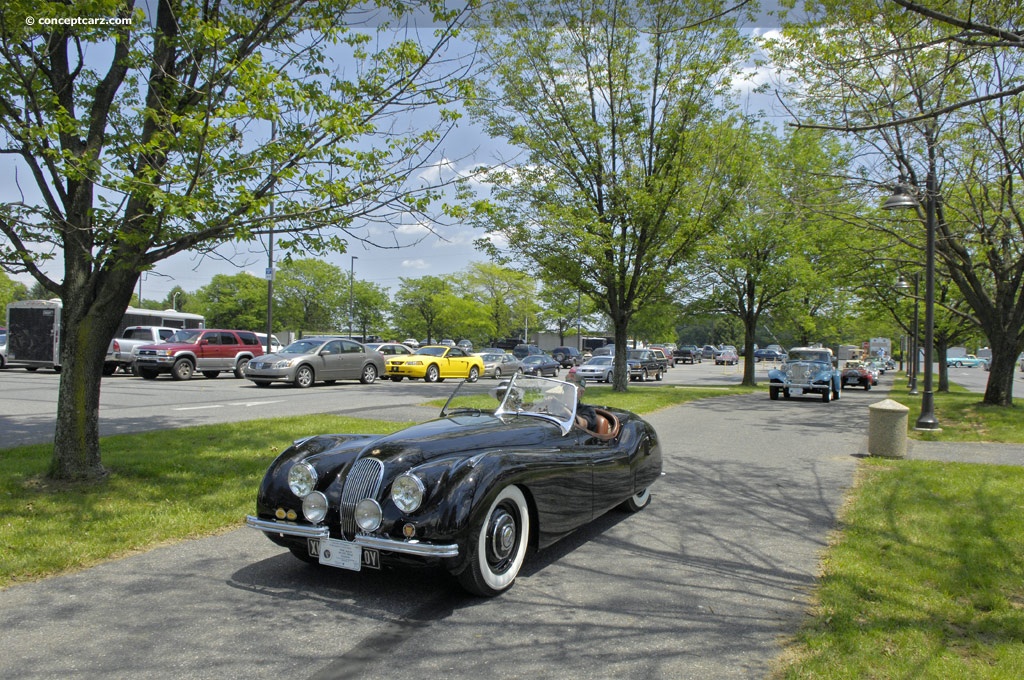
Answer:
[493, 374, 578, 435]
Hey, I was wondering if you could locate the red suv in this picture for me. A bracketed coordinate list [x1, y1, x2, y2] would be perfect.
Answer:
[134, 329, 264, 380]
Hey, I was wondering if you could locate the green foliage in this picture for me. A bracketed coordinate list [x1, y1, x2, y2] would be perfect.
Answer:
[274, 258, 346, 333]
[191, 272, 267, 329]
[0, 272, 29, 310]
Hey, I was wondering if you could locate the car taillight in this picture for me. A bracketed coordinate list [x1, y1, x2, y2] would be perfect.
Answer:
[113, 340, 120, 351]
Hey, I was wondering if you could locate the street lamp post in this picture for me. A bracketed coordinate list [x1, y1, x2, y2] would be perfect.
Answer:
[883, 176, 940, 430]
[895, 272, 920, 394]
[348, 256, 358, 339]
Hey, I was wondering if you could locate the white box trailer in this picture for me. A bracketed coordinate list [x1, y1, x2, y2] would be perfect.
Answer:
[5, 300, 204, 372]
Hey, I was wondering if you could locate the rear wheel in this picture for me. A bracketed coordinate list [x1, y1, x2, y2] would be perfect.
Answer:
[467, 366, 480, 383]
[360, 364, 378, 384]
[618, 488, 651, 512]
[234, 358, 249, 379]
[456, 485, 530, 597]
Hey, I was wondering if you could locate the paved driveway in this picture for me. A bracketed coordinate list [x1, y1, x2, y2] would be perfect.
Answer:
[0, 381, 888, 679]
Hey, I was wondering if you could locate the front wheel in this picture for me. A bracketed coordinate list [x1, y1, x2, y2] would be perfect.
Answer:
[171, 358, 194, 381]
[822, 387, 831, 402]
[424, 364, 440, 383]
[618, 488, 651, 512]
[360, 364, 378, 384]
[456, 486, 530, 597]
[493, 367, 502, 380]
[293, 365, 315, 388]
[770, 385, 779, 400]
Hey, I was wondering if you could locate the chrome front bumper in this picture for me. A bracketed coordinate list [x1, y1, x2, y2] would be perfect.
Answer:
[245, 515, 460, 558]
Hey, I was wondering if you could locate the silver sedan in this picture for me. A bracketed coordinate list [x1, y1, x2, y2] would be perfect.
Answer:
[575, 356, 614, 383]
[477, 352, 524, 379]
[246, 337, 385, 388]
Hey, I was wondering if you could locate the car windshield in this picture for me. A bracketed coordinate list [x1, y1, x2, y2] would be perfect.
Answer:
[493, 374, 577, 434]
[166, 329, 202, 343]
[523, 356, 544, 364]
[282, 339, 329, 354]
[416, 346, 448, 357]
[585, 356, 613, 365]
[789, 350, 830, 363]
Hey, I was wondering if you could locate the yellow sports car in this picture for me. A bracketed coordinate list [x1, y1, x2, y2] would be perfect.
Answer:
[385, 345, 485, 383]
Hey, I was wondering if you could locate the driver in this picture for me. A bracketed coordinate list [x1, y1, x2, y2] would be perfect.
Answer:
[568, 372, 599, 431]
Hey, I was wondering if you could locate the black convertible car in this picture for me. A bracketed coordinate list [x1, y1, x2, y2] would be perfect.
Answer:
[246, 374, 662, 596]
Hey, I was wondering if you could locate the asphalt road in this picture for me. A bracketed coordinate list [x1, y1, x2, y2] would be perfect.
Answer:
[0, 361, 889, 679]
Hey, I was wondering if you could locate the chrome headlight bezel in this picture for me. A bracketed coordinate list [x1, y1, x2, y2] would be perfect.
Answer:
[391, 473, 426, 513]
[287, 461, 318, 498]
[354, 498, 383, 532]
[302, 491, 329, 523]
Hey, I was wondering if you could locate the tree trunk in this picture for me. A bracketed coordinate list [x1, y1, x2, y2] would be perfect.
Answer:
[611, 318, 630, 392]
[741, 314, 758, 387]
[983, 339, 1022, 407]
[49, 273, 138, 481]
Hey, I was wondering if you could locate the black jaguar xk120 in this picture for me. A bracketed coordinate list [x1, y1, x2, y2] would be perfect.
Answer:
[246, 374, 662, 596]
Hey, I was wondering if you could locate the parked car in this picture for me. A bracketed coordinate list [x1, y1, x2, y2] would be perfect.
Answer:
[591, 344, 615, 357]
[649, 347, 672, 372]
[478, 352, 524, 379]
[245, 374, 663, 596]
[946, 354, 989, 368]
[753, 348, 787, 362]
[385, 345, 485, 383]
[512, 343, 543, 359]
[551, 346, 582, 368]
[246, 337, 385, 388]
[714, 346, 739, 365]
[768, 347, 841, 402]
[840, 361, 872, 390]
[134, 328, 264, 380]
[256, 332, 284, 354]
[626, 349, 664, 382]
[701, 344, 716, 359]
[522, 354, 561, 377]
[673, 345, 702, 365]
[456, 339, 474, 351]
[366, 342, 415, 358]
[105, 325, 178, 375]
[402, 338, 420, 348]
[576, 355, 614, 383]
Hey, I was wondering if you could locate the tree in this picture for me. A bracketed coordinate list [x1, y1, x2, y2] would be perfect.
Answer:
[0, 0, 475, 479]
[392, 275, 450, 343]
[191, 273, 267, 330]
[470, 0, 753, 390]
[351, 279, 392, 341]
[769, 0, 1024, 406]
[694, 124, 856, 385]
[0, 272, 28, 310]
[461, 262, 537, 344]
[274, 259, 346, 333]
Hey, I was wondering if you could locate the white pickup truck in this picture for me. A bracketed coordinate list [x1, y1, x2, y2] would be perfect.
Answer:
[104, 326, 178, 375]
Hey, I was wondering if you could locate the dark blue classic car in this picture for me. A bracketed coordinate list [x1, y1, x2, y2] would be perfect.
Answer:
[246, 375, 662, 596]
[767, 347, 841, 402]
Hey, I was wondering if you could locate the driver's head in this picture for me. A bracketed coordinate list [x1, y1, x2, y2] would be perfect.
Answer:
[566, 370, 586, 398]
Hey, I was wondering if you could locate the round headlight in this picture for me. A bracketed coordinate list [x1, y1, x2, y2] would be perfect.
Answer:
[302, 491, 328, 523]
[391, 473, 426, 513]
[354, 498, 382, 532]
[287, 462, 318, 497]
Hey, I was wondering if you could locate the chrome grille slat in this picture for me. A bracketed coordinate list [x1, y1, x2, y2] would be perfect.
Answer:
[340, 458, 384, 538]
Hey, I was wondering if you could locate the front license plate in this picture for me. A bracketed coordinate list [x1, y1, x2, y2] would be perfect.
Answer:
[308, 538, 380, 571]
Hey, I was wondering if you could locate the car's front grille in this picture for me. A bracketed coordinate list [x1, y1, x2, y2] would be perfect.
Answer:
[340, 457, 384, 539]
[788, 364, 814, 383]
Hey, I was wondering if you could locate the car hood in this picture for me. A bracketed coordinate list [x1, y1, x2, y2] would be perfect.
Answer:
[287, 412, 560, 474]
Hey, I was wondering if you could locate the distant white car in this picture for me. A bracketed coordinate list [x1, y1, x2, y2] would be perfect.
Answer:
[256, 332, 283, 353]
